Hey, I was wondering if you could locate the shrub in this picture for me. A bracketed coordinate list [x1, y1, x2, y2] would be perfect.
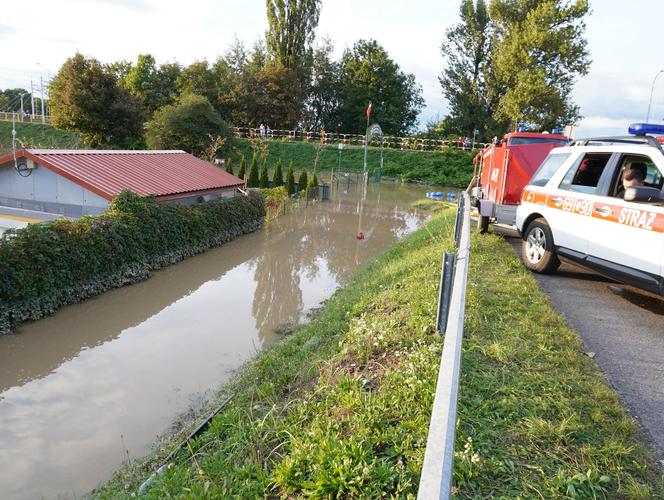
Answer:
[0, 191, 265, 333]
[286, 161, 296, 195]
[225, 158, 234, 175]
[272, 160, 284, 187]
[247, 155, 259, 188]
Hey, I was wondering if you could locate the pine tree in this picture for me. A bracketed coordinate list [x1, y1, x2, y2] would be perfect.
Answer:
[225, 158, 234, 175]
[272, 159, 284, 187]
[298, 170, 308, 193]
[286, 161, 296, 195]
[237, 156, 246, 180]
[311, 172, 319, 187]
[259, 161, 270, 188]
[247, 155, 260, 187]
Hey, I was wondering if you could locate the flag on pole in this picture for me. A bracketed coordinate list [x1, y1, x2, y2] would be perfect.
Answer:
[366, 102, 372, 120]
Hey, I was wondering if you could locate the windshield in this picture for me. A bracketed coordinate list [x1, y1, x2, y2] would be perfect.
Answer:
[508, 137, 569, 145]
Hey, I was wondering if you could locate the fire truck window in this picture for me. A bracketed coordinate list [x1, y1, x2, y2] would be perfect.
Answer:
[529, 153, 572, 187]
[610, 155, 664, 197]
[509, 137, 569, 146]
[559, 153, 612, 195]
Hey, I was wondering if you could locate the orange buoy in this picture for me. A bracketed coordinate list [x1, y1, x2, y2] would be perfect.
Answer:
[356, 231, 365, 240]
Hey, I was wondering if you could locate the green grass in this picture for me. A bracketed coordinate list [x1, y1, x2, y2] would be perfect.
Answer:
[232, 139, 476, 187]
[0, 121, 83, 154]
[94, 209, 663, 498]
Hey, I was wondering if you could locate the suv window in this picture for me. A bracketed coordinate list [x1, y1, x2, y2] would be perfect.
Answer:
[529, 153, 571, 187]
[610, 154, 664, 198]
[558, 153, 612, 195]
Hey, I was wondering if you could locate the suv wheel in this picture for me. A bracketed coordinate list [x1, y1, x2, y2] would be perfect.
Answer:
[522, 218, 560, 274]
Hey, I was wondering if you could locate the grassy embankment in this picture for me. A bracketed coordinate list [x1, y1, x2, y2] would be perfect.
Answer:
[96, 207, 663, 498]
[233, 139, 475, 188]
[0, 120, 83, 155]
[0, 122, 474, 187]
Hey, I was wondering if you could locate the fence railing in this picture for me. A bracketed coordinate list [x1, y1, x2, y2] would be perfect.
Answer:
[233, 127, 487, 152]
[418, 192, 471, 499]
[0, 112, 51, 124]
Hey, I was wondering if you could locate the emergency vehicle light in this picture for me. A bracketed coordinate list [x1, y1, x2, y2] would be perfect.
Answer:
[628, 123, 664, 136]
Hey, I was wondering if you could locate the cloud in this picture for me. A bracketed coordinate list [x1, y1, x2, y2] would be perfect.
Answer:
[0, 23, 17, 38]
[65, 0, 154, 12]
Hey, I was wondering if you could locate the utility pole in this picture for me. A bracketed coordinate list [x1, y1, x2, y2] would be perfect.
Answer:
[30, 80, 35, 118]
[40, 76, 45, 123]
[19, 92, 25, 122]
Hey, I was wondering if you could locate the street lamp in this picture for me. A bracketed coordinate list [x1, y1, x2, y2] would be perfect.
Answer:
[646, 68, 664, 123]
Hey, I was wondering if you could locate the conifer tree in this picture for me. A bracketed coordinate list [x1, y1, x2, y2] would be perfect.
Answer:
[259, 161, 270, 188]
[272, 159, 284, 187]
[286, 161, 296, 195]
[247, 155, 260, 187]
[225, 158, 234, 175]
[237, 156, 246, 180]
[298, 170, 308, 193]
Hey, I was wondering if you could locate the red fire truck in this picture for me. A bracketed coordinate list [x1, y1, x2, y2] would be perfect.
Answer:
[470, 131, 569, 232]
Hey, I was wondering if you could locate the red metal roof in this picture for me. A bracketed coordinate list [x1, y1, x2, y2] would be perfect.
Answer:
[0, 149, 244, 201]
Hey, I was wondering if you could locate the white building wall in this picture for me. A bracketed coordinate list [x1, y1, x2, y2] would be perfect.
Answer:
[0, 159, 109, 216]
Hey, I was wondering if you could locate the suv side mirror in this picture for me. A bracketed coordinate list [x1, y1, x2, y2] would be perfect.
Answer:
[624, 186, 664, 204]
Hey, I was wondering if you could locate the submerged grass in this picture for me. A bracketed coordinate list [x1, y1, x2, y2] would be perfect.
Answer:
[95, 210, 664, 498]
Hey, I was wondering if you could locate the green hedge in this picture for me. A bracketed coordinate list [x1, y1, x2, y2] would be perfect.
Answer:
[232, 139, 476, 187]
[0, 191, 265, 334]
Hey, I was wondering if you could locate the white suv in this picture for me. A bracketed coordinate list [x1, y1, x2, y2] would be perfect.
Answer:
[516, 127, 664, 296]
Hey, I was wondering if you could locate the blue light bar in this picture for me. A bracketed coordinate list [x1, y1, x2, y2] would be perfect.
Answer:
[628, 123, 664, 136]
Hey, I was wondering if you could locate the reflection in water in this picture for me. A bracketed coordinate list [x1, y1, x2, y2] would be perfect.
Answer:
[0, 182, 433, 499]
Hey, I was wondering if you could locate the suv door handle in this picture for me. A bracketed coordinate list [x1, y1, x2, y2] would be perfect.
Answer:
[550, 196, 563, 205]
[594, 206, 613, 216]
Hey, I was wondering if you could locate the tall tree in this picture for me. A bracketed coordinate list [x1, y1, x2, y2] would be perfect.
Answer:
[439, 0, 496, 139]
[265, 0, 321, 71]
[488, 0, 590, 130]
[337, 40, 424, 135]
[305, 38, 342, 129]
[176, 61, 218, 107]
[49, 53, 142, 147]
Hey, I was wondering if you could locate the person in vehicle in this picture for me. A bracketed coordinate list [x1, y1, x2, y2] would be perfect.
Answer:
[617, 164, 646, 197]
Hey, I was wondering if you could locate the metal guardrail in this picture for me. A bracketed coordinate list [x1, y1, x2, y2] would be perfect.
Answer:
[418, 192, 471, 499]
[233, 127, 487, 152]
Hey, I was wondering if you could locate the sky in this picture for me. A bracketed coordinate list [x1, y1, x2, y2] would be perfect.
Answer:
[0, 0, 662, 138]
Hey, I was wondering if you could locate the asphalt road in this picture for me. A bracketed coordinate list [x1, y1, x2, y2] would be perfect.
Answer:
[494, 225, 664, 459]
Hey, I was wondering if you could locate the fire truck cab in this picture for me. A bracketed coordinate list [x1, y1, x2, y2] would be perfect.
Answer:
[470, 131, 569, 232]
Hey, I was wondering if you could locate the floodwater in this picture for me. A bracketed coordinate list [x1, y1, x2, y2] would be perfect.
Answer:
[0, 181, 443, 499]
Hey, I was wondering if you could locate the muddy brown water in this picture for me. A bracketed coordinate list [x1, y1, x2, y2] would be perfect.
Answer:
[0, 182, 450, 499]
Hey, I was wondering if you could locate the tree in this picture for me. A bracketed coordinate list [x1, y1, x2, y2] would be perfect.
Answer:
[145, 93, 232, 157]
[286, 160, 295, 195]
[272, 159, 284, 187]
[488, 0, 590, 130]
[49, 53, 142, 147]
[305, 38, 342, 129]
[259, 160, 270, 188]
[123, 55, 181, 118]
[265, 0, 321, 72]
[439, 0, 497, 139]
[176, 61, 218, 106]
[247, 155, 260, 187]
[337, 40, 424, 135]
[225, 158, 234, 175]
[298, 169, 308, 192]
[237, 156, 246, 180]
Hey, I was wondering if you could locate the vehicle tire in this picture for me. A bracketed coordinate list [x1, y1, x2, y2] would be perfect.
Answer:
[521, 218, 560, 274]
[477, 214, 490, 234]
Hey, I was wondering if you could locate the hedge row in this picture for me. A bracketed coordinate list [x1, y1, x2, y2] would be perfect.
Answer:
[0, 191, 265, 334]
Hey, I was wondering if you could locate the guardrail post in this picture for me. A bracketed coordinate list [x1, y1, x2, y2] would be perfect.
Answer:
[435, 252, 456, 335]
